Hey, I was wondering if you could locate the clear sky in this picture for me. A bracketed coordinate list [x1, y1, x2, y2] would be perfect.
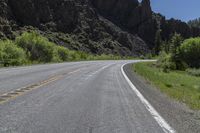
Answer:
[149, 0, 200, 22]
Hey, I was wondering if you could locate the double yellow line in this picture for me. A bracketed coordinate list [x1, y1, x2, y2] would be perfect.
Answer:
[0, 69, 80, 105]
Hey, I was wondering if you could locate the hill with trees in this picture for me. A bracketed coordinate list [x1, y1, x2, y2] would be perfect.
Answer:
[0, 0, 200, 57]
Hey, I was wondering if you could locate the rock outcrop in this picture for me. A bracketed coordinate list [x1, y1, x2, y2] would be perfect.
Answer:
[0, 0, 199, 56]
[91, 0, 200, 48]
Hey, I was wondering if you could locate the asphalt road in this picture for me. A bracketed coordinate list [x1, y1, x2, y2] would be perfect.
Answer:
[0, 61, 174, 133]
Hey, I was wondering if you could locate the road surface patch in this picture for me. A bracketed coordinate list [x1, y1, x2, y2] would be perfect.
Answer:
[0, 69, 80, 105]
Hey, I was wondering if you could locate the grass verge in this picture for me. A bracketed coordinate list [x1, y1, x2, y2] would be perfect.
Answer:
[133, 62, 200, 110]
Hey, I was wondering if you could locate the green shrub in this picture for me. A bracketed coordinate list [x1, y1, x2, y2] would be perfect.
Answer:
[16, 32, 56, 62]
[186, 69, 200, 77]
[0, 31, 134, 67]
[0, 40, 27, 66]
[55, 46, 70, 61]
[67, 50, 80, 61]
[157, 52, 176, 72]
[157, 34, 188, 71]
[180, 37, 200, 68]
[54, 46, 85, 62]
[76, 51, 89, 60]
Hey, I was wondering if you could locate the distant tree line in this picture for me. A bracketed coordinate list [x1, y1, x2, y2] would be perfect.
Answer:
[153, 28, 200, 73]
[188, 18, 200, 29]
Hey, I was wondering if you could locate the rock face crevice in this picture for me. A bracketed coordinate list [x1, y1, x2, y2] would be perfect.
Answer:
[0, 0, 199, 56]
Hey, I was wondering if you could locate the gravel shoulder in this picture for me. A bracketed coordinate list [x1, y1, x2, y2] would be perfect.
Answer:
[124, 63, 200, 133]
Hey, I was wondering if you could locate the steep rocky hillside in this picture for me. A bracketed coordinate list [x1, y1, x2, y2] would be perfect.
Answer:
[92, 0, 200, 47]
[0, 0, 199, 56]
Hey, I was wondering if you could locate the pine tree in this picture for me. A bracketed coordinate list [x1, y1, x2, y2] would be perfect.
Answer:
[161, 40, 170, 53]
[154, 29, 162, 55]
[169, 33, 183, 58]
[169, 33, 185, 69]
[188, 17, 200, 28]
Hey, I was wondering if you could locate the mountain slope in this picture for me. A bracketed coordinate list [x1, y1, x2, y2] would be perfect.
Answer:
[0, 0, 199, 56]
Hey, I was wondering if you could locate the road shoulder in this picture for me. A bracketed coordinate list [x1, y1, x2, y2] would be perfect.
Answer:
[123, 63, 200, 133]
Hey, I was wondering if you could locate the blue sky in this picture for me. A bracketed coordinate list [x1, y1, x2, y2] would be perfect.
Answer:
[149, 0, 200, 22]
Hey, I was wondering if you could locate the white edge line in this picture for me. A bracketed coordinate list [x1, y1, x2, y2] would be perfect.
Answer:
[121, 63, 176, 133]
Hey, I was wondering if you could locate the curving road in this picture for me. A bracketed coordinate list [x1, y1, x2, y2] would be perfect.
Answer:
[0, 61, 175, 133]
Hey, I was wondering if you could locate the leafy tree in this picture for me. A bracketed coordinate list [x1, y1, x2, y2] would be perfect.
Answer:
[180, 37, 200, 68]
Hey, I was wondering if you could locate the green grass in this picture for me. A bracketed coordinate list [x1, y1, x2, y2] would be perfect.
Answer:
[133, 62, 200, 110]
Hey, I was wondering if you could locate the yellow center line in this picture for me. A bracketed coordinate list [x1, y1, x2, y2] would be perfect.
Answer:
[0, 69, 81, 105]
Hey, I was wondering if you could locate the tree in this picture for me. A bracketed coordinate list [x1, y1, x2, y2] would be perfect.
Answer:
[169, 33, 183, 59]
[180, 37, 200, 68]
[160, 40, 170, 53]
[154, 30, 162, 55]
[188, 18, 200, 28]
[169, 33, 186, 70]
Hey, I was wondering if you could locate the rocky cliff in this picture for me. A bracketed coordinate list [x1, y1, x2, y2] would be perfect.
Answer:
[0, 0, 199, 56]
[91, 0, 200, 48]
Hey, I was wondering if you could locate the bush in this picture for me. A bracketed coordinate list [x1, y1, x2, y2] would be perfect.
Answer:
[55, 46, 70, 61]
[76, 51, 89, 60]
[157, 34, 189, 71]
[16, 32, 55, 62]
[54, 46, 86, 62]
[180, 37, 200, 68]
[0, 31, 134, 67]
[67, 50, 81, 61]
[0, 40, 27, 66]
[157, 52, 176, 72]
[186, 69, 200, 77]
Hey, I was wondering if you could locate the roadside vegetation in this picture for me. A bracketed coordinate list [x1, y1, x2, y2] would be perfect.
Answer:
[156, 33, 200, 74]
[0, 31, 132, 67]
[133, 62, 200, 110]
[0, 40, 27, 66]
[133, 33, 200, 110]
